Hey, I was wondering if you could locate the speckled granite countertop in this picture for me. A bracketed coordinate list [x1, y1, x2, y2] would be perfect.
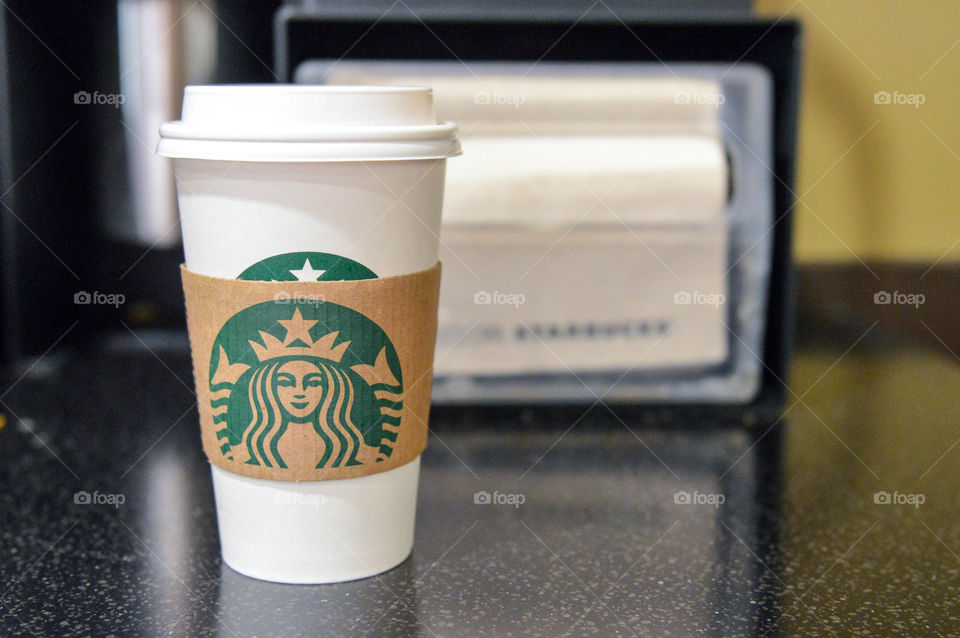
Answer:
[1, 324, 958, 636]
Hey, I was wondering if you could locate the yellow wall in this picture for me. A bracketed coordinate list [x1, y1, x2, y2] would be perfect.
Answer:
[756, 0, 960, 263]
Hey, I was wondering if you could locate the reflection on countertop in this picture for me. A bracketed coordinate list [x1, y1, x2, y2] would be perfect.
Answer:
[1, 320, 958, 635]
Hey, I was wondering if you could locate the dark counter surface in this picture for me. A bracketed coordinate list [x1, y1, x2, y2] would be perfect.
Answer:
[1, 311, 959, 636]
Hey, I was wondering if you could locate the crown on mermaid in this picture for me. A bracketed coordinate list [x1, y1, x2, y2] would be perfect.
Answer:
[248, 308, 350, 363]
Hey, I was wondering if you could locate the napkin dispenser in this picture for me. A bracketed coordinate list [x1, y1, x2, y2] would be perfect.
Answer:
[298, 59, 787, 408]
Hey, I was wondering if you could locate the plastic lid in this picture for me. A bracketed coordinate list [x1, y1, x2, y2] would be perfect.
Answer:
[157, 85, 461, 162]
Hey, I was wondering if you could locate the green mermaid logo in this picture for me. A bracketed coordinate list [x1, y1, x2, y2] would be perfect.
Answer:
[208, 302, 404, 470]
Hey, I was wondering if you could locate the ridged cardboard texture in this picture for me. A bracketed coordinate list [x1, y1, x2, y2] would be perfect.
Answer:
[181, 263, 441, 481]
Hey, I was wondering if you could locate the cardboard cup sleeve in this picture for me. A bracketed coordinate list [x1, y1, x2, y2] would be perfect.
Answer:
[181, 263, 441, 482]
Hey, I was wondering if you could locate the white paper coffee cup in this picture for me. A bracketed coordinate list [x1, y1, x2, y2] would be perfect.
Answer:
[158, 85, 459, 584]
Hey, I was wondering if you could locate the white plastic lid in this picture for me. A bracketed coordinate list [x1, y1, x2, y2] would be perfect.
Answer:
[157, 85, 461, 162]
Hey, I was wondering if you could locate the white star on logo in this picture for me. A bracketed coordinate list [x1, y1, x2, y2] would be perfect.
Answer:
[289, 258, 326, 282]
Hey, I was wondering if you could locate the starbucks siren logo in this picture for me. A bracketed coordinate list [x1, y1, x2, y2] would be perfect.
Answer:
[207, 252, 401, 470]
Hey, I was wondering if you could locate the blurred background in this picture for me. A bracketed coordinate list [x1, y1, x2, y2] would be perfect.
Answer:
[758, 0, 960, 264]
[2, 0, 957, 368]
